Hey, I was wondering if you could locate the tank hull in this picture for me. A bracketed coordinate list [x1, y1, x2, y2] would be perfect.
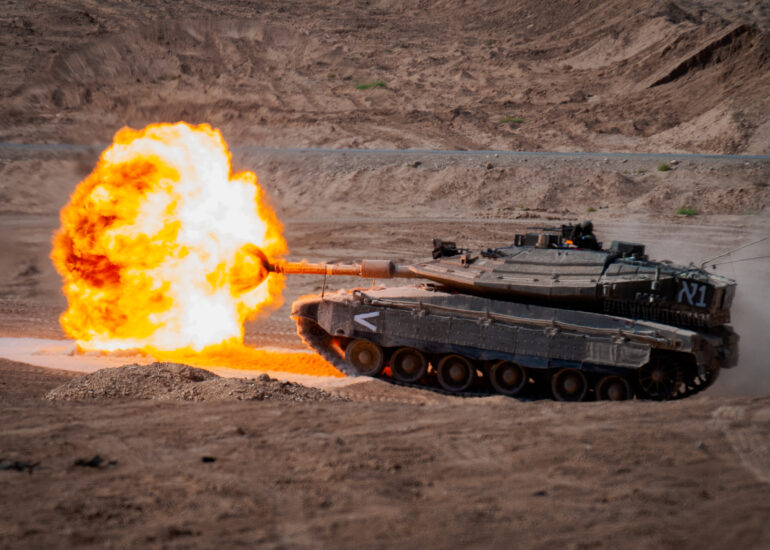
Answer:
[292, 286, 738, 401]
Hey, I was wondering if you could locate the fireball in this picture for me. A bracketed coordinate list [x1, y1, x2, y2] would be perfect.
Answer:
[51, 122, 286, 352]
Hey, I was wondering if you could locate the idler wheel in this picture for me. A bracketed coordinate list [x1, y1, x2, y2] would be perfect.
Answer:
[345, 339, 385, 377]
[596, 375, 633, 401]
[489, 361, 528, 396]
[437, 354, 475, 392]
[390, 347, 428, 383]
[637, 359, 680, 401]
[551, 368, 588, 402]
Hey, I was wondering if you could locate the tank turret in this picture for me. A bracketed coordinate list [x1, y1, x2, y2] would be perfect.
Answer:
[270, 223, 735, 329]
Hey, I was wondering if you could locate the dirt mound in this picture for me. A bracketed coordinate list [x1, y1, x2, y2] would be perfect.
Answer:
[45, 362, 346, 402]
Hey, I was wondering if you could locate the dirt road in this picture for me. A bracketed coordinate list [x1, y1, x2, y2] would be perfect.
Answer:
[2, 359, 769, 549]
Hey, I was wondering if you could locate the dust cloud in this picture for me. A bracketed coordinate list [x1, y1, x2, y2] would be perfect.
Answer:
[603, 220, 770, 396]
[710, 256, 770, 396]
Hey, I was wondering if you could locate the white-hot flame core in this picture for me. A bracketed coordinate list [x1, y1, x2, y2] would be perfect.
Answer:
[53, 123, 285, 352]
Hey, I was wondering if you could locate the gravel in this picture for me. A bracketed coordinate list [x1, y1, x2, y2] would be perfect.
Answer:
[45, 362, 347, 402]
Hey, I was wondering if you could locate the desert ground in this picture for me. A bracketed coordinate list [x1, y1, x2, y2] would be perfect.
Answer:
[1, 1, 770, 549]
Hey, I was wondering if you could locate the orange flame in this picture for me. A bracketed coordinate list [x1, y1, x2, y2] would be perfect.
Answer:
[154, 345, 343, 378]
[52, 122, 289, 356]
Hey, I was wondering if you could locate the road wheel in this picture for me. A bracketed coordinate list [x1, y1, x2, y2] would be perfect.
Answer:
[489, 361, 527, 396]
[390, 347, 428, 383]
[345, 339, 385, 377]
[637, 358, 680, 400]
[437, 354, 475, 392]
[596, 375, 633, 401]
[551, 368, 588, 402]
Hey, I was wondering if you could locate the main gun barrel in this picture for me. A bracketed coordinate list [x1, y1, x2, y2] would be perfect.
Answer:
[270, 259, 416, 279]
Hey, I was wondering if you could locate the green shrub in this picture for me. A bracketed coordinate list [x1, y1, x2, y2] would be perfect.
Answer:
[657, 163, 671, 172]
[355, 81, 387, 90]
[327, 73, 336, 80]
[499, 116, 524, 124]
[587, 206, 596, 213]
[676, 207, 698, 216]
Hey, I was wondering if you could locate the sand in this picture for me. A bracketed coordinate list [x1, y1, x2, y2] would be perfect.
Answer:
[2, 358, 770, 549]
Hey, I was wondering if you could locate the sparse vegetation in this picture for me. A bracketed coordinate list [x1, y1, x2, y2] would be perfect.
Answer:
[636, 169, 647, 175]
[355, 81, 387, 90]
[587, 206, 596, 213]
[676, 207, 698, 217]
[745, 210, 757, 215]
[657, 163, 672, 172]
[499, 116, 524, 124]
[327, 73, 336, 80]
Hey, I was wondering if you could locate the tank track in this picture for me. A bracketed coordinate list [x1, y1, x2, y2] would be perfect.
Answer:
[296, 317, 357, 376]
[670, 365, 720, 400]
[296, 318, 493, 398]
[296, 318, 720, 401]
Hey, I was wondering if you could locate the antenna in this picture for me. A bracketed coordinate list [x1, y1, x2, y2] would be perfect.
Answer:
[708, 254, 770, 268]
[700, 235, 770, 269]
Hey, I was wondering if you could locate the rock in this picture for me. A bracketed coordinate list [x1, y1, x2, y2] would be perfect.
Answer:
[0, 459, 39, 473]
[74, 455, 117, 468]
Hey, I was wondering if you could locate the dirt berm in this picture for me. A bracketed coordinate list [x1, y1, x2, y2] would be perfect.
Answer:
[2, 0, 769, 153]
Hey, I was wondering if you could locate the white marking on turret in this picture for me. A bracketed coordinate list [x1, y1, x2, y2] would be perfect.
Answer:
[354, 311, 379, 331]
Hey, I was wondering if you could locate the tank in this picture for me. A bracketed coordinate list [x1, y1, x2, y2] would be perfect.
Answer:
[268, 222, 739, 401]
